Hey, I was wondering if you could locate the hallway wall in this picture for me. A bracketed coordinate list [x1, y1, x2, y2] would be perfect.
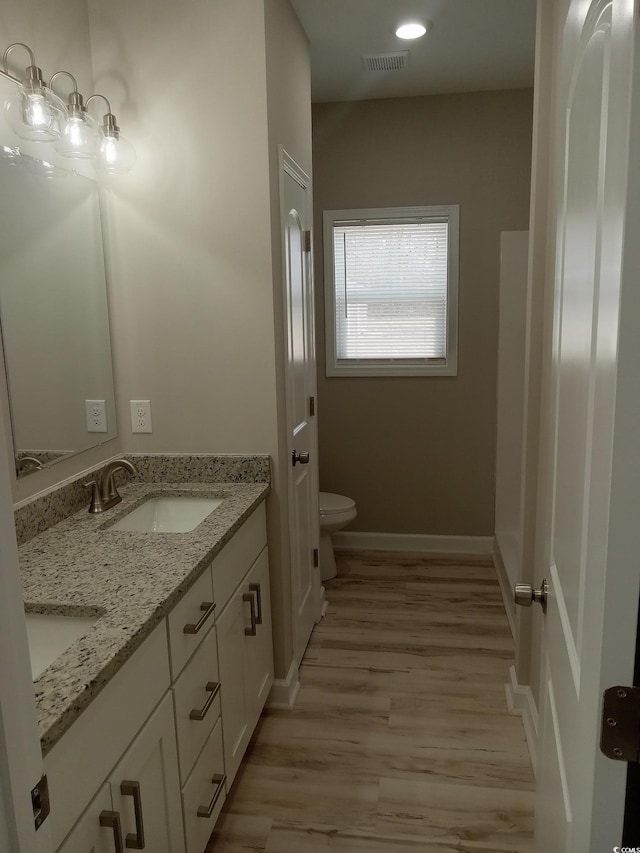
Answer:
[312, 89, 534, 535]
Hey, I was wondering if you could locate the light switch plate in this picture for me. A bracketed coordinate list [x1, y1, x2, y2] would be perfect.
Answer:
[85, 400, 107, 433]
[130, 400, 152, 433]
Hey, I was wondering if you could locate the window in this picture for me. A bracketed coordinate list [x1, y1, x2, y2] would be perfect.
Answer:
[323, 205, 459, 377]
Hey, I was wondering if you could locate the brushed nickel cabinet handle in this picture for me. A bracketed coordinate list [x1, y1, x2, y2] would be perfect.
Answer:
[183, 601, 216, 635]
[249, 583, 262, 625]
[120, 781, 145, 849]
[189, 681, 221, 721]
[100, 810, 124, 853]
[243, 593, 256, 636]
[196, 774, 226, 819]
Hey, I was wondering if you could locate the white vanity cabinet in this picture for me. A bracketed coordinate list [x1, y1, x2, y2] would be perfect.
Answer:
[58, 693, 184, 853]
[45, 500, 272, 853]
[217, 546, 273, 787]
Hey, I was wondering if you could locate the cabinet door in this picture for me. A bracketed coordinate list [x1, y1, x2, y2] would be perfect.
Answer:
[216, 584, 251, 787]
[57, 785, 116, 853]
[245, 548, 274, 727]
[109, 693, 185, 853]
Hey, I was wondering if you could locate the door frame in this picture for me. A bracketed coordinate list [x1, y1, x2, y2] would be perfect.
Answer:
[0, 414, 52, 851]
[278, 146, 322, 670]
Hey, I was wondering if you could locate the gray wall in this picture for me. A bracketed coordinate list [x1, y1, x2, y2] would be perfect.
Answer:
[313, 89, 533, 536]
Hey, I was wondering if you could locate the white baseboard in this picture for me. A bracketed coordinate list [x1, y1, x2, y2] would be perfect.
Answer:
[332, 531, 494, 554]
[267, 659, 300, 710]
[493, 537, 517, 639]
[505, 664, 539, 776]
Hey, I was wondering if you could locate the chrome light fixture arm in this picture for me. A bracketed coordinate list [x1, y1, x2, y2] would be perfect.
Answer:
[1, 43, 37, 85]
[86, 93, 119, 138]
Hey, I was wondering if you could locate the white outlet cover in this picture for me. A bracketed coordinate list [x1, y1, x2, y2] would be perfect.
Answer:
[130, 400, 152, 433]
[85, 400, 107, 433]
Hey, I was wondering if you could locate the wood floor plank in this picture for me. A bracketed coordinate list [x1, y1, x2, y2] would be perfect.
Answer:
[208, 550, 535, 852]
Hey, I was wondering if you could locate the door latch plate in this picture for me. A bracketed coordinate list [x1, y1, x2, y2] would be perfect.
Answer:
[600, 686, 640, 762]
[32, 774, 50, 829]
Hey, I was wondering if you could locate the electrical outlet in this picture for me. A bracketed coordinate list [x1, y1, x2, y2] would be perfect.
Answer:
[85, 400, 107, 433]
[130, 400, 152, 433]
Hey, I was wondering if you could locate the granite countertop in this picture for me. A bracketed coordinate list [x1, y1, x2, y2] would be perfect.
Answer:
[18, 480, 269, 756]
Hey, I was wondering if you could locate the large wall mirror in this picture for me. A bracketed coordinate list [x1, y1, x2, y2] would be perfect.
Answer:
[0, 148, 117, 478]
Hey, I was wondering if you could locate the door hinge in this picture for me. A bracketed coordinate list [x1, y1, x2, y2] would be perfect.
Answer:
[309, 396, 315, 416]
[32, 774, 50, 830]
[313, 548, 319, 568]
[600, 686, 640, 762]
[303, 230, 311, 253]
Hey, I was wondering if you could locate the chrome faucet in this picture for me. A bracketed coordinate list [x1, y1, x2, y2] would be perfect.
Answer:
[85, 459, 139, 514]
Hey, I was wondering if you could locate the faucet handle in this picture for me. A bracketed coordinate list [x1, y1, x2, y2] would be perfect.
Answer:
[84, 480, 104, 514]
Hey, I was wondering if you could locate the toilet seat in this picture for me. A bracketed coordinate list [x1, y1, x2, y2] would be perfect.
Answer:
[319, 492, 355, 517]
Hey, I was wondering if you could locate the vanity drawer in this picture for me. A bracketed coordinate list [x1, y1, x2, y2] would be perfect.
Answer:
[173, 625, 221, 785]
[211, 503, 267, 613]
[168, 568, 216, 678]
[182, 719, 226, 853]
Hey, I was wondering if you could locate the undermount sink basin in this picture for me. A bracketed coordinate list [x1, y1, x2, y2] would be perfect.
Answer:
[109, 496, 223, 533]
[25, 613, 98, 680]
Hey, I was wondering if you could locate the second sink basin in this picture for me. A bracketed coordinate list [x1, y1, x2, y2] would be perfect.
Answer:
[26, 613, 98, 680]
[109, 496, 223, 533]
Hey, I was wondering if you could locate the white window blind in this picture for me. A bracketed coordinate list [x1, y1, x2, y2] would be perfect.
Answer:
[324, 205, 459, 377]
[333, 220, 448, 362]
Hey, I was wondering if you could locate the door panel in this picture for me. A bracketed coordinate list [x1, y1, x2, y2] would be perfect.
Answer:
[109, 693, 184, 853]
[534, 0, 640, 849]
[281, 149, 321, 666]
[245, 549, 274, 722]
[57, 786, 113, 853]
[551, 13, 607, 662]
[217, 587, 250, 787]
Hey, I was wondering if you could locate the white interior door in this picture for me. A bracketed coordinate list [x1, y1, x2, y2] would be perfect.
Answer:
[280, 147, 321, 666]
[533, 1, 640, 850]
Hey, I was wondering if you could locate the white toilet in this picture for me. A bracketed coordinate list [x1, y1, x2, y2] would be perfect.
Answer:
[319, 492, 357, 581]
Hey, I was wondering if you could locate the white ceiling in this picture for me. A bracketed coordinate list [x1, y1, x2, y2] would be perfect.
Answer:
[289, 0, 537, 103]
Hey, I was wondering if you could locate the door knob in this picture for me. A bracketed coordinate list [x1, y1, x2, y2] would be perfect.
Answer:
[514, 580, 548, 611]
[292, 450, 310, 466]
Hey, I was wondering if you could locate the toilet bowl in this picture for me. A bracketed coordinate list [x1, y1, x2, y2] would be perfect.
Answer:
[319, 492, 357, 582]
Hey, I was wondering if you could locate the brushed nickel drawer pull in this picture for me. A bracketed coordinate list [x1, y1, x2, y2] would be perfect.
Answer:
[189, 681, 221, 721]
[120, 781, 145, 849]
[243, 593, 256, 636]
[100, 810, 124, 853]
[196, 774, 226, 819]
[183, 601, 216, 635]
[249, 583, 262, 625]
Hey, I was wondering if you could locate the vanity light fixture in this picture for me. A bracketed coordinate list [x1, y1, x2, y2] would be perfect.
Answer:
[86, 94, 136, 174]
[50, 71, 100, 159]
[395, 21, 431, 40]
[1, 43, 67, 141]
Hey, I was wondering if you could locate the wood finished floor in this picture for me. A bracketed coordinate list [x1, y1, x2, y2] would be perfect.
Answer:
[208, 550, 535, 852]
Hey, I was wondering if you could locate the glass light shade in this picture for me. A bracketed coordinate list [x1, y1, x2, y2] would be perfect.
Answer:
[98, 133, 136, 173]
[395, 23, 427, 39]
[4, 85, 67, 141]
[55, 112, 100, 158]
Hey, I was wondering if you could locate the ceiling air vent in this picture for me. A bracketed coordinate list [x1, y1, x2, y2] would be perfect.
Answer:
[363, 51, 409, 72]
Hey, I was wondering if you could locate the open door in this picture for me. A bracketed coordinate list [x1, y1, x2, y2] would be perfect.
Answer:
[0, 416, 52, 851]
[530, 0, 640, 849]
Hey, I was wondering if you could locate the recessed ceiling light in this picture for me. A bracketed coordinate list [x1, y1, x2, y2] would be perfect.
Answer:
[395, 21, 430, 40]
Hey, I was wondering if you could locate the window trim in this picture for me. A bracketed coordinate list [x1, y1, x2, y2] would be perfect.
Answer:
[323, 205, 459, 377]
